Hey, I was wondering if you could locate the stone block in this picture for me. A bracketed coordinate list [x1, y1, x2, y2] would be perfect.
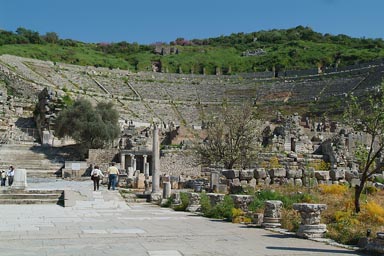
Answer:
[351, 178, 361, 188]
[254, 168, 267, 179]
[297, 224, 327, 238]
[249, 212, 263, 225]
[207, 193, 225, 207]
[287, 169, 302, 179]
[248, 178, 257, 188]
[240, 169, 254, 181]
[345, 170, 359, 182]
[269, 168, 286, 178]
[294, 178, 303, 186]
[330, 169, 345, 181]
[136, 173, 145, 189]
[217, 184, 228, 194]
[314, 171, 330, 181]
[186, 192, 201, 212]
[231, 178, 241, 186]
[230, 195, 254, 212]
[221, 169, 239, 179]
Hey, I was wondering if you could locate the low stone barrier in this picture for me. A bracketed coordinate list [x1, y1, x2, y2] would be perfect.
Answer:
[366, 232, 384, 254]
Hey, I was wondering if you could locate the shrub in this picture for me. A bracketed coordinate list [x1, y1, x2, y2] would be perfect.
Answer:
[173, 192, 189, 211]
[201, 195, 234, 220]
[374, 176, 384, 184]
[231, 208, 252, 223]
[360, 201, 384, 224]
[281, 208, 301, 232]
[248, 189, 316, 211]
[308, 159, 330, 170]
[269, 156, 282, 168]
[363, 186, 378, 195]
[318, 184, 348, 196]
[327, 221, 364, 245]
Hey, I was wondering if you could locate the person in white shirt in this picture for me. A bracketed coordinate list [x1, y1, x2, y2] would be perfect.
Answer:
[7, 166, 14, 186]
[1, 170, 6, 186]
[91, 166, 104, 191]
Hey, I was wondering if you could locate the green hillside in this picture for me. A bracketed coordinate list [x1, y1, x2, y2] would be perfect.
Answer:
[1, 26, 383, 74]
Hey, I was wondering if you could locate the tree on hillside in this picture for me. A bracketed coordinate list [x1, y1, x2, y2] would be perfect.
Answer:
[54, 99, 120, 155]
[344, 82, 384, 213]
[196, 104, 262, 169]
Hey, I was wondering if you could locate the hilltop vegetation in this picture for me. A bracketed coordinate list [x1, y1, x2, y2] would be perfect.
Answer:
[0, 26, 384, 74]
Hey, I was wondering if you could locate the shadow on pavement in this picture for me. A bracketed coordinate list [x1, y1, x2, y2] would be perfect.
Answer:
[266, 246, 367, 255]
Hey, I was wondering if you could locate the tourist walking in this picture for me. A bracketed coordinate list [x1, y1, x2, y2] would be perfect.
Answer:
[7, 166, 14, 186]
[91, 165, 104, 191]
[1, 170, 6, 186]
[107, 162, 119, 190]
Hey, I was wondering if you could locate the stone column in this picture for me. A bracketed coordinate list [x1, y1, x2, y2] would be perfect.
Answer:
[12, 169, 27, 189]
[262, 200, 283, 228]
[151, 123, 161, 201]
[210, 171, 220, 192]
[293, 203, 327, 238]
[120, 153, 126, 172]
[163, 182, 171, 199]
[132, 158, 137, 172]
[144, 163, 150, 178]
[142, 155, 147, 173]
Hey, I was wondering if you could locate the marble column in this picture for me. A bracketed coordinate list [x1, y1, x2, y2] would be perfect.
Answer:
[143, 155, 147, 173]
[144, 163, 150, 178]
[163, 182, 171, 199]
[151, 123, 161, 200]
[120, 153, 126, 172]
[210, 171, 220, 192]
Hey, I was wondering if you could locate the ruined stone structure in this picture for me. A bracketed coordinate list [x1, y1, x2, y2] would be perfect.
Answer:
[262, 200, 283, 228]
[293, 203, 327, 238]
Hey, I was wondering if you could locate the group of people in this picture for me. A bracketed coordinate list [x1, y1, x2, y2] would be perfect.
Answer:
[1, 165, 15, 187]
[90, 162, 120, 191]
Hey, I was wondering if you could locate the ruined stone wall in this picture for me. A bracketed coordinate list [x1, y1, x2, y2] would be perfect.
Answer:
[160, 150, 201, 177]
[88, 148, 120, 168]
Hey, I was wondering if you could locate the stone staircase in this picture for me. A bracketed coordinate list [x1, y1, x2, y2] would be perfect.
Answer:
[0, 144, 64, 177]
[0, 189, 64, 205]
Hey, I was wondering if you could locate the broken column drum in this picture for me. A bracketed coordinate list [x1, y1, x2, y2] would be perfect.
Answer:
[293, 203, 327, 238]
[262, 200, 283, 228]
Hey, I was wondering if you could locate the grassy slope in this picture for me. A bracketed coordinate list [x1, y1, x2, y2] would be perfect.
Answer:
[0, 34, 384, 74]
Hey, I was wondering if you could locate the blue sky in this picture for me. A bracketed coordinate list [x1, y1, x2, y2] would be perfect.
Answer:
[1, 0, 383, 44]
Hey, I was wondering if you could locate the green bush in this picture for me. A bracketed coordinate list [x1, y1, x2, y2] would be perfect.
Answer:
[173, 192, 189, 211]
[248, 189, 317, 211]
[201, 194, 234, 220]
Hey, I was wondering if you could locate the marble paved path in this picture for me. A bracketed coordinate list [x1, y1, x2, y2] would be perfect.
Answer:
[0, 179, 367, 256]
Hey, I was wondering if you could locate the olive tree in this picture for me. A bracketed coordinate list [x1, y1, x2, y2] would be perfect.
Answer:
[344, 83, 384, 213]
[54, 99, 120, 154]
[196, 104, 262, 169]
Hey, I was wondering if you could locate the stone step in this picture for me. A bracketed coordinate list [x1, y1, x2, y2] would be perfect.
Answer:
[125, 198, 149, 203]
[0, 189, 64, 205]
[0, 193, 62, 199]
[0, 189, 63, 194]
[0, 198, 63, 205]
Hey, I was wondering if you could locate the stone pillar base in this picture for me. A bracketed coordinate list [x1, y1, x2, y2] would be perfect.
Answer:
[297, 224, 327, 238]
[150, 192, 162, 203]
